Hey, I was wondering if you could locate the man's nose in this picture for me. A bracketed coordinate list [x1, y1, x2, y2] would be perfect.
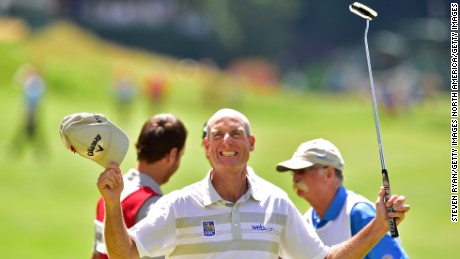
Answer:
[292, 172, 300, 182]
[223, 133, 232, 143]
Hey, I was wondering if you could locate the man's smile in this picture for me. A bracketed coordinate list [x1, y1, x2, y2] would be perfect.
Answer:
[220, 151, 237, 156]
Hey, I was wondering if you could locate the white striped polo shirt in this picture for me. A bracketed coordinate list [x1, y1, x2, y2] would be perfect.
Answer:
[129, 170, 329, 259]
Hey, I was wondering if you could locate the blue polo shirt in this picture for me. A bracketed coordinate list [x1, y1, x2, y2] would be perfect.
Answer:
[310, 186, 409, 259]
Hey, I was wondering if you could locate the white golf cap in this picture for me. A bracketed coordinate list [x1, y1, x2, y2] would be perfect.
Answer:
[59, 112, 129, 168]
[276, 138, 344, 172]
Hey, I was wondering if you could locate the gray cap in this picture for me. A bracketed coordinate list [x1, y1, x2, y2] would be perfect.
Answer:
[276, 138, 344, 172]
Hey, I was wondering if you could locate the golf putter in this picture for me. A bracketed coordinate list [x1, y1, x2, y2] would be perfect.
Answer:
[349, 2, 399, 238]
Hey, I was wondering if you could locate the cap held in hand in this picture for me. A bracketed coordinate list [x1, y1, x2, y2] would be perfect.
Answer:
[59, 112, 129, 168]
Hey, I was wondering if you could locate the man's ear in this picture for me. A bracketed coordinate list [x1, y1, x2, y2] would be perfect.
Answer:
[325, 166, 335, 179]
[167, 147, 178, 162]
[249, 135, 255, 151]
[204, 137, 210, 152]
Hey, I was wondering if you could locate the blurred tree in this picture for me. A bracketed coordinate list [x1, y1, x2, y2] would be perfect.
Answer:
[7, 0, 448, 89]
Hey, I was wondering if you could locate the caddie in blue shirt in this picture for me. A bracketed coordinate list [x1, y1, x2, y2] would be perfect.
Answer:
[276, 138, 409, 259]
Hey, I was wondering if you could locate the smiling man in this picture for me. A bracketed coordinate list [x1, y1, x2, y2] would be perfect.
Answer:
[96, 108, 410, 259]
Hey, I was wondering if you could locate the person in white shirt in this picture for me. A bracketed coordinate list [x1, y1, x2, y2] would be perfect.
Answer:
[96, 108, 410, 259]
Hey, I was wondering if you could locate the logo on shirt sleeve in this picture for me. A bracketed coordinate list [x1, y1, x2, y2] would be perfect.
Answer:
[202, 221, 216, 236]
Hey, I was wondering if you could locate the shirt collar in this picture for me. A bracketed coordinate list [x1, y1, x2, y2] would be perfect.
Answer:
[203, 170, 221, 206]
[245, 167, 263, 202]
[202, 167, 261, 207]
[126, 168, 163, 195]
[314, 185, 348, 224]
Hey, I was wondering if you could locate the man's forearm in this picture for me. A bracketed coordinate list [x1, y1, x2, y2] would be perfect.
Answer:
[326, 218, 387, 259]
[104, 202, 139, 259]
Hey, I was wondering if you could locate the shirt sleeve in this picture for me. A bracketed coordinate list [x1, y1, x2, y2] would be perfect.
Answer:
[350, 202, 409, 259]
[128, 196, 177, 257]
[279, 199, 329, 259]
[135, 195, 162, 223]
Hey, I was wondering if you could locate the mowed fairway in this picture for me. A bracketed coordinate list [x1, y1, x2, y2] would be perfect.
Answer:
[0, 22, 455, 258]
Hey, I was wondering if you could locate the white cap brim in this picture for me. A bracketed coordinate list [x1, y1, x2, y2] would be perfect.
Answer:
[276, 159, 315, 172]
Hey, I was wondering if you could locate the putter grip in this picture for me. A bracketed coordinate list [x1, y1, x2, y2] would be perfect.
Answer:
[382, 169, 399, 238]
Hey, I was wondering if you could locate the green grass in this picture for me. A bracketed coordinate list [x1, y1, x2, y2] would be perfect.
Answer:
[0, 21, 456, 258]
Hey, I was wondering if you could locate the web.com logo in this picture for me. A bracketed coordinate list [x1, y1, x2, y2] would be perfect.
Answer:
[251, 223, 274, 231]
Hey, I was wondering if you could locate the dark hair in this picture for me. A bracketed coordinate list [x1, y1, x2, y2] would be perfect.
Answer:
[135, 114, 187, 163]
[202, 120, 207, 141]
[334, 168, 344, 181]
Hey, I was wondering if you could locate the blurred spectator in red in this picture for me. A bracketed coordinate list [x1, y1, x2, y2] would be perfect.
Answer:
[143, 72, 170, 112]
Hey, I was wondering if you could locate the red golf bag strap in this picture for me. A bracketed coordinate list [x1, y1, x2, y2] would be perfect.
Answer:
[96, 186, 159, 259]
[98, 252, 110, 259]
[121, 186, 158, 227]
[96, 186, 158, 226]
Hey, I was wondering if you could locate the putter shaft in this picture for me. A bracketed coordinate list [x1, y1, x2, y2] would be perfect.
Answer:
[363, 19, 399, 238]
[364, 20, 386, 170]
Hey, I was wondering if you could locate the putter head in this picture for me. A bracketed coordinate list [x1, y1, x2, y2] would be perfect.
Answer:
[349, 2, 378, 20]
